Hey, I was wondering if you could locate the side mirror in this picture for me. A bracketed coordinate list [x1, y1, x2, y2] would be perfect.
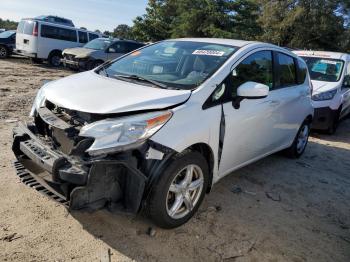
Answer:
[233, 81, 269, 109]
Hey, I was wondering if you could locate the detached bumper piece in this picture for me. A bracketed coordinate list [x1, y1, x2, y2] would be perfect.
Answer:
[12, 122, 147, 214]
[13, 160, 69, 206]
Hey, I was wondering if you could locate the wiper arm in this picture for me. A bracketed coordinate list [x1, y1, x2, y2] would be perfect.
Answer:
[113, 74, 168, 89]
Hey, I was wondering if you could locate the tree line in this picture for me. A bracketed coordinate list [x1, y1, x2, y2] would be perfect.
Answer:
[2, 0, 349, 52]
[111, 0, 350, 52]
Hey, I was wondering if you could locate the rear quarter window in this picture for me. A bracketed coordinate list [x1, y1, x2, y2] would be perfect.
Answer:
[41, 25, 77, 42]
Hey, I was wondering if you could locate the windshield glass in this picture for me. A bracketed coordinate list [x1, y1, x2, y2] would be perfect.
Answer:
[301, 56, 344, 82]
[101, 41, 237, 90]
[0, 31, 15, 38]
[84, 38, 112, 50]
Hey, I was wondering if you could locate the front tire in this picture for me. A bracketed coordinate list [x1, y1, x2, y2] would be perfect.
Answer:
[48, 52, 62, 67]
[284, 119, 310, 158]
[147, 151, 209, 228]
[0, 45, 8, 58]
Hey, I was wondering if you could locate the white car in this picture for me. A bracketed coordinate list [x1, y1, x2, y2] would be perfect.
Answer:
[12, 39, 313, 228]
[294, 50, 350, 134]
[15, 18, 101, 66]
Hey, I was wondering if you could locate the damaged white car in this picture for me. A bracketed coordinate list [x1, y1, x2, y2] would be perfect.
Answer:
[12, 39, 313, 228]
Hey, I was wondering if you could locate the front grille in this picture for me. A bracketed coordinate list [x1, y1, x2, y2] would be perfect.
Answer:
[65, 54, 76, 61]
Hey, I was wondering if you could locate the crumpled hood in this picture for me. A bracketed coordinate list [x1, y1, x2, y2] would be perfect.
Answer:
[311, 80, 339, 94]
[63, 47, 96, 58]
[42, 71, 191, 114]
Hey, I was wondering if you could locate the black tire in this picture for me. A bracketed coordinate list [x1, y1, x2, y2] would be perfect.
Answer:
[147, 151, 209, 229]
[284, 119, 311, 158]
[86, 60, 103, 70]
[326, 107, 341, 135]
[48, 51, 62, 67]
[0, 45, 8, 59]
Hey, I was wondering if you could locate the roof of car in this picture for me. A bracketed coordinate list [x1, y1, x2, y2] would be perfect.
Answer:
[293, 50, 350, 61]
[171, 38, 256, 47]
[97, 37, 143, 44]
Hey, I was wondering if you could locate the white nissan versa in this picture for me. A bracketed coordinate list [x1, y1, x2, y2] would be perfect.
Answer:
[12, 39, 313, 228]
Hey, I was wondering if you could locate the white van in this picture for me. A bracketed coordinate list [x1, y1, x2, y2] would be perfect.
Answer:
[294, 51, 350, 134]
[15, 18, 101, 66]
[13, 39, 313, 228]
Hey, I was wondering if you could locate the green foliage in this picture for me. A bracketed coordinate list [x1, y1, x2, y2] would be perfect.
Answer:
[112, 24, 134, 39]
[130, 0, 350, 52]
[0, 18, 18, 30]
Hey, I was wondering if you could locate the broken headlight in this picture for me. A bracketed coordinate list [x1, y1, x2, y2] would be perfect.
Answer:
[79, 110, 172, 156]
[30, 85, 47, 117]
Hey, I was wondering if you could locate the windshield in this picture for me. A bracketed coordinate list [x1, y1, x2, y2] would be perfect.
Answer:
[101, 41, 237, 90]
[301, 56, 344, 82]
[0, 31, 15, 38]
[84, 38, 112, 50]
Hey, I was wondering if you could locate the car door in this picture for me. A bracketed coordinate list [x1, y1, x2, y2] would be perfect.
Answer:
[219, 50, 283, 176]
[107, 41, 126, 61]
[268, 51, 306, 145]
[340, 62, 350, 117]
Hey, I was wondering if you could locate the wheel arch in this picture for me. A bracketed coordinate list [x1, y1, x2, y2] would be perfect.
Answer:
[48, 49, 62, 59]
[186, 143, 215, 193]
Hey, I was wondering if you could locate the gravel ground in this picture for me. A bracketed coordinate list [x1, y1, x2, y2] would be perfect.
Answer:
[0, 57, 349, 262]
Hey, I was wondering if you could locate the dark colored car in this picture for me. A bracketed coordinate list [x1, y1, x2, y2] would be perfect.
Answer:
[0, 30, 16, 58]
[61, 38, 145, 71]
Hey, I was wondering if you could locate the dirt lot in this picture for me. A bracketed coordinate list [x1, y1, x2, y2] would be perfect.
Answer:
[0, 57, 349, 262]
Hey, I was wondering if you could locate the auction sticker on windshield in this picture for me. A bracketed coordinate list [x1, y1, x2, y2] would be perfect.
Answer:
[192, 50, 225, 56]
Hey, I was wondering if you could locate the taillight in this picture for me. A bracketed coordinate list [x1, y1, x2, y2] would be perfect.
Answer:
[33, 22, 38, 36]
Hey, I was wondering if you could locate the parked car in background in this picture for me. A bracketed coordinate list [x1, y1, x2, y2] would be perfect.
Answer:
[12, 39, 313, 228]
[0, 30, 16, 58]
[15, 18, 101, 66]
[294, 50, 350, 134]
[34, 15, 75, 27]
[61, 38, 145, 70]
[0, 29, 6, 33]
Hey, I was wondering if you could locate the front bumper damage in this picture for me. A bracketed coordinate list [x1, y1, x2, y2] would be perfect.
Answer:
[12, 121, 149, 213]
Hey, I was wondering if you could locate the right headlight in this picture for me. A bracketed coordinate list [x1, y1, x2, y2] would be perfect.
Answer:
[30, 85, 47, 117]
[312, 89, 337, 101]
[79, 110, 173, 156]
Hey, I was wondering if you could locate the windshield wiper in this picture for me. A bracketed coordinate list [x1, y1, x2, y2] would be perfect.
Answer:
[113, 74, 168, 89]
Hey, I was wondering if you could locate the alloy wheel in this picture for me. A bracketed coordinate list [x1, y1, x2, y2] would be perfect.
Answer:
[296, 124, 309, 154]
[0, 47, 7, 58]
[166, 164, 204, 219]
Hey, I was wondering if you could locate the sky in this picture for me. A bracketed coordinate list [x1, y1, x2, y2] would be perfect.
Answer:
[0, 0, 148, 32]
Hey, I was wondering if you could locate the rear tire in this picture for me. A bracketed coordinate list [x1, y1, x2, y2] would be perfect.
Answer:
[0, 45, 8, 58]
[284, 119, 310, 158]
[147, 151, 209, 228]
[48, 51, 62, 67]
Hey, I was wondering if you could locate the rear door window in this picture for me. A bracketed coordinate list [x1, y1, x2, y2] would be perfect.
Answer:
[296, 59, 308, 85]
[17, 21, 25, 33]
[78, 31, 88, 43]
[41, 25, 77, 42]
[275, 52, 297, 88]
[23, 20, 35, 35]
